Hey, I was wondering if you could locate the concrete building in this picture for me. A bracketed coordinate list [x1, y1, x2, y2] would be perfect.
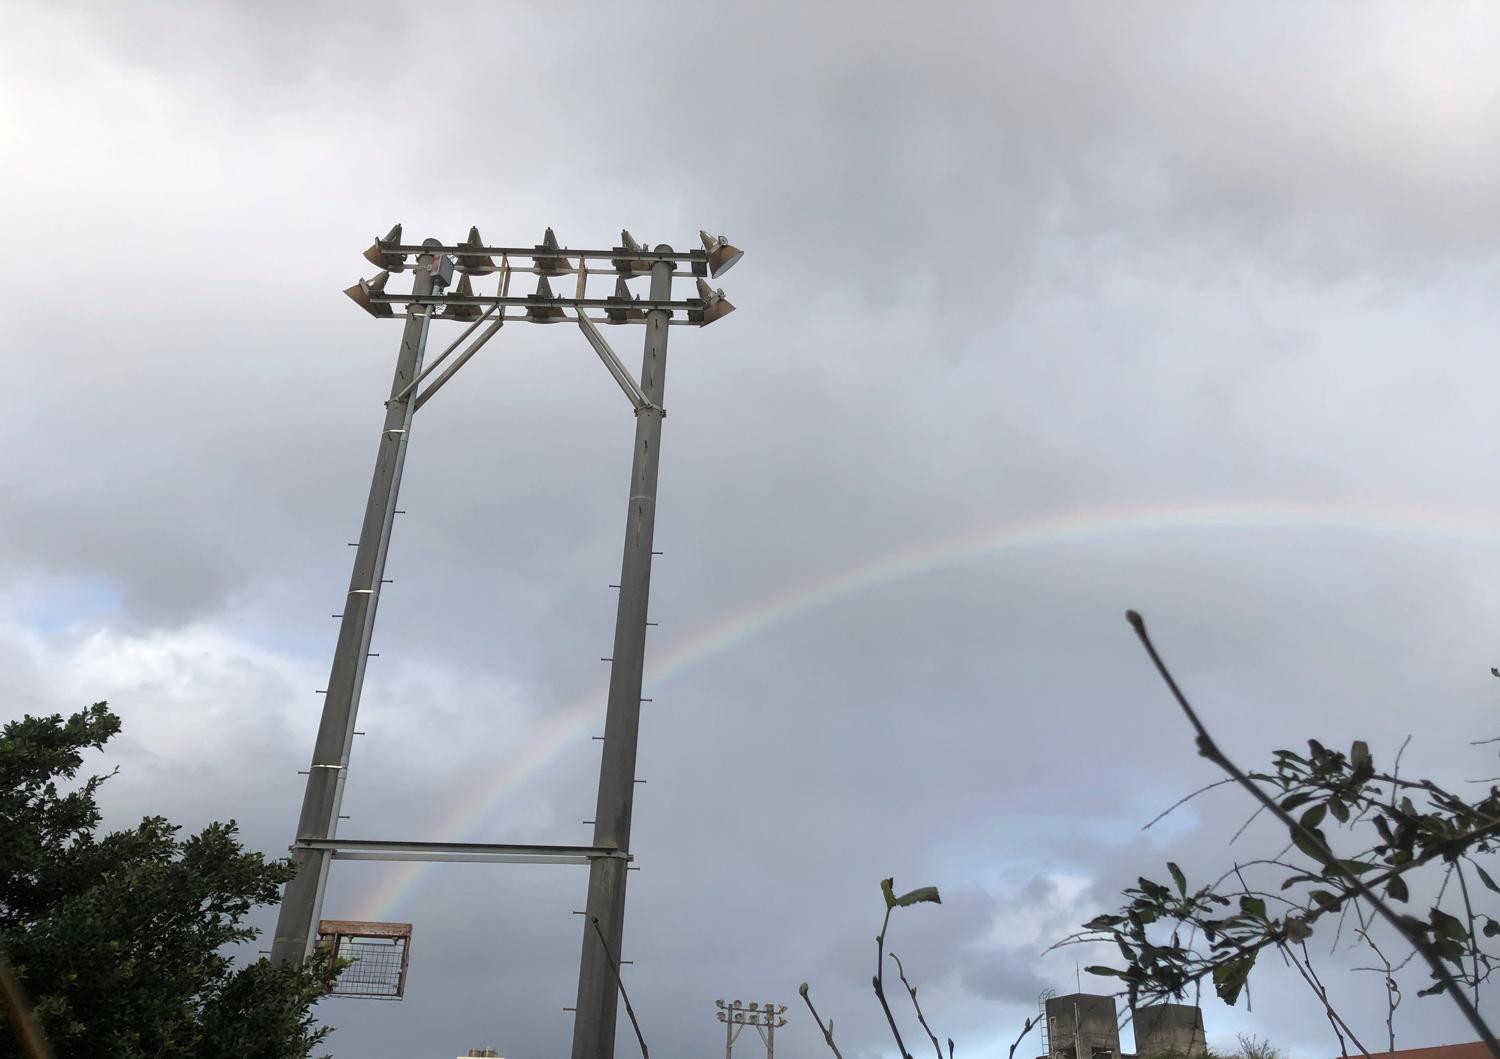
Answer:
[1134, 1004, 1207, 1058]
[1044, 993, 1123, 1059]
[1039, 992, 1209, 1059]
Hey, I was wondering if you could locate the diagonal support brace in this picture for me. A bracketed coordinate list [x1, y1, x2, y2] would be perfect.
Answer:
[411, 258, 512, 412]
[577, 310, 656, 414]
[412, 315, 504, 411]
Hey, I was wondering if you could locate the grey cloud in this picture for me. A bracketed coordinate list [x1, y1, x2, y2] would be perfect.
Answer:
[7, 4, 1500, 1059]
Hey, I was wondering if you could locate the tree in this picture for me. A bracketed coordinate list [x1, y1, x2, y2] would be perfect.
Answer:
[0, 703, 339, 1059]
[1060, 613, 1500, 1059]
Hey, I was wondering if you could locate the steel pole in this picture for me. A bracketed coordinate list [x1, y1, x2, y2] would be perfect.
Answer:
[271, 245, 440, 964]
[570, 251, 674, 1059]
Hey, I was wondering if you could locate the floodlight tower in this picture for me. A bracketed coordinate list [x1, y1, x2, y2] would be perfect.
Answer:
[270, 226, 742, 1059]
[716, 999, 789, 1059]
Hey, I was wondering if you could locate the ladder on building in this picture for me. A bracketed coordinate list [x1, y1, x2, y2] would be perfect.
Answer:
[1038, 989, 1056, 1059]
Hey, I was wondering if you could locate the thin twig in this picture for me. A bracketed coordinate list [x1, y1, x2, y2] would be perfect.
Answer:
[1143, 778, 1238, 831]
[1355, 927, 1401, 1054]
[889, 953, 944, 1059]
[1229, 802, 1271, 845]
[798, 983, 847, 1059]
[874, 905, 914, 1059]
[1124, 610, 1500, 1059]
[1292, 940, 1369, 1058]
[1394, 734, 1413, 797]
[1454, 861, 1483, 1008]
[588, 916, 648, 1059]
[1234, 866, 1362, 1058]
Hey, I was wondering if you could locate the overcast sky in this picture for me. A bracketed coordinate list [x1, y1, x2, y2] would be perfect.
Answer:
[7, 4, 1500, 1058]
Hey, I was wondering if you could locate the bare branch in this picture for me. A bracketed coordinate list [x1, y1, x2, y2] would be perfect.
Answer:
[798, 983, 847, 1059]
[1289, 940, 1369, 1058]
[890, 953, 944, 1059]
[1454, 861, 1483, 1009]
[875, 903, 914, 1059]
[1355, 927, 1401, 1054]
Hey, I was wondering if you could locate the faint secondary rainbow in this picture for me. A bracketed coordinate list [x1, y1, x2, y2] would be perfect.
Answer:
[354, 496, 1500, 919]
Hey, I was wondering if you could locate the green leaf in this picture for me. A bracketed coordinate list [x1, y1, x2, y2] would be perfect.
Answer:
[1386, 875, 1409, 903]
[881, 878, 896, 909]
[1212, 956, 1254, 1006]
[1238, 896, 1267, 919]
[1431, 908, 1469, 943]
[892, 885, 942, 908]
[1291, 825, 1329, 862]
[1167, 862, 1186, 897]
[1309, 889, 1340, 910]
[1475, 864, 1500, 894]
[1350, 741, 1371, 769]
[1084, 966, 1121, 978]
[1300, 803, 1327, 830]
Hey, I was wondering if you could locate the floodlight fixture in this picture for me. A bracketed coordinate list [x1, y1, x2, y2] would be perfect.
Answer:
[612, 230, 652, 277]
[447, 275, 484, 321]
[699, 230, 743, 278]
[363, 224, 407, 272]
[456, 226, 496, 275]
[604, 276, 646, 324]
[344, 271, 394, 317]
[689, 277, 735, 326]
[533, 226, 568, 276]
[525, 275, 565, 323]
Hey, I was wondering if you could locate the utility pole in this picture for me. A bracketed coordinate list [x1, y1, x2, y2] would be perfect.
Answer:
[270, 225, 742, 1048]
[716, 1000, 788, 1059]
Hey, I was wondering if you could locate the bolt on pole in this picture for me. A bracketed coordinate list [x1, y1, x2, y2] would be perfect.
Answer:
[569, 251, 675, 1059]
[271, 244, 442, 965]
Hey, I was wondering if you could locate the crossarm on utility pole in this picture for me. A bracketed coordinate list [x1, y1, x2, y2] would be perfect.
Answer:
[577, 310, 652, 412]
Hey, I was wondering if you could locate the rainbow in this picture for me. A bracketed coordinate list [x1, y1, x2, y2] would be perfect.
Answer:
[352, 496, 1500, 919]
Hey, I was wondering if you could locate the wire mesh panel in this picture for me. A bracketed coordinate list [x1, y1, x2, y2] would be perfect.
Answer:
[316, 920, 412, 999]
